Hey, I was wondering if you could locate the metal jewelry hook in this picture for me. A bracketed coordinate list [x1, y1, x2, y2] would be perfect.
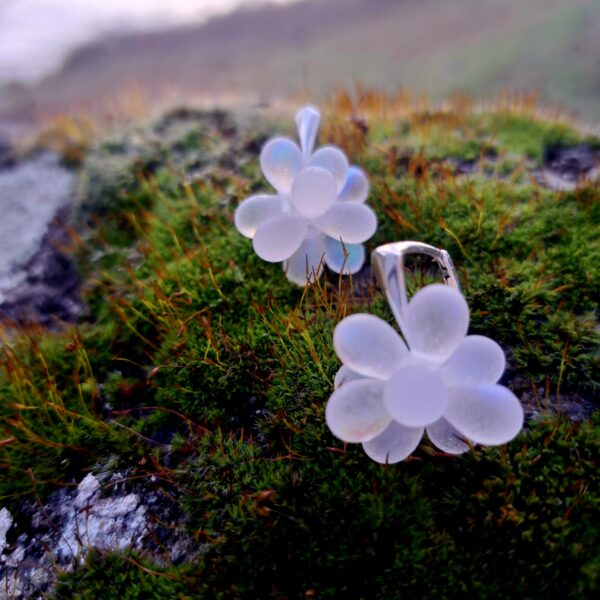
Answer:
[371, 241, 461, 333]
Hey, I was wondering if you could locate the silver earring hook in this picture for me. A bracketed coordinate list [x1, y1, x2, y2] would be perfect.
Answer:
[371, 241, 461, 333]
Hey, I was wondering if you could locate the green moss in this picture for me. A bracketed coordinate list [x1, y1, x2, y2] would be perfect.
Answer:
[478, 112, 583, 161]
[0, 331, 133, 500]
[2, 102, 599, 596]
[51, 551, 194, 599]
[56, 416, 600, 598]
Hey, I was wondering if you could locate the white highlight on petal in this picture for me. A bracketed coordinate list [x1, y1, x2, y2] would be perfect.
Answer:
[234, 195, 283, 238]
[404, 284, 469, 362]
[338, 166, 369, 203]
[444, 384, 524, 446]
[324, 238, 365, 275]
[317, 202, 377, 244]
[283, 233, 326, 285]
[362, 421, 423, 464]
[308, 146, 349, 192]
[325, 379, 390, 443]
[334, 365, 365, 390]
[333, 314, 408, 379]
[252, 215, 307, 263]
[291, 167, 337, 219]
[383, 365, 447, 427]
[260, 137, 303, 194]
[441, 335, 506, 386]
[426, 418, 469, 455]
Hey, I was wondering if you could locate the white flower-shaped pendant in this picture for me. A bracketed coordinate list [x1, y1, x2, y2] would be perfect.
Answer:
[326, 241, 524, 463]
[234, 106, 377, 285]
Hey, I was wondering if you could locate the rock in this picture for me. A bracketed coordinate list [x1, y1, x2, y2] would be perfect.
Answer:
[55, 491, 146, 562]
[0, 471, 194, 599]
[538, 144, 600, 190]
[74, 473, 101, 509]
[0, 152, 75, 299]
[0, 136, 15, 169]
[544, 144, 598, 180]
[0, 212, 83, 326]
[0, 151, 80, 326]
[0, 508, 12, 556]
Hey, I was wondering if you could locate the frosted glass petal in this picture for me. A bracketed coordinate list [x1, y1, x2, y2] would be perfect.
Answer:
[295, 106, 321, 157]
[324, 238, 365, 275]
[317, 202, 377, 244]
[334, 314, 408, 379]
[426, 418, 469, 454]
[234, 195, 283, 238]
[334, 365, 365, 390]
[384, 365, 447, 427]
[362, 421, 424, 464]
[404, 284, 469, 362]
[260, 137, 303, 194]
[307, 146, 349, 192]
[283, 233, 326, 285]
[338, 166, 369, 203]
[252, 215, 307, 263]
[441, 335, 506, 386]
[291, 167, 337, 219]
[325, 379, 390, 443]
[444, 384, 524, 446]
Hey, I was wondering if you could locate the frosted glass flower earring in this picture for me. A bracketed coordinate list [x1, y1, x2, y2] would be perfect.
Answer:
[234, 106, 377, 285]
[326, 241, 524, 464]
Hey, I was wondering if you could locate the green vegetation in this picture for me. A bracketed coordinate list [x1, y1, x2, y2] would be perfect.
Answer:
[2, 94, 599, 597]
[51, 552, 194, 599]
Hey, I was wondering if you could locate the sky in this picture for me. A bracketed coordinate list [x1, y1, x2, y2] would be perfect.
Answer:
[0, 0, 298, 85]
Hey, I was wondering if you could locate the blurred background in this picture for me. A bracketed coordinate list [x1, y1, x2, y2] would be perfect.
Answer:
[0, 0, 599, 134]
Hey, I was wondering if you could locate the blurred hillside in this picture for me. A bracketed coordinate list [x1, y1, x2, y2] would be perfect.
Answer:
[1, 0, 599, 125]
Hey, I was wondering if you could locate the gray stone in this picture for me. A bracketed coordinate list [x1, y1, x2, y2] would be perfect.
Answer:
[0, 152, 75, 304]
[0, 508, 12, 556]
[0, 470, 194, 598]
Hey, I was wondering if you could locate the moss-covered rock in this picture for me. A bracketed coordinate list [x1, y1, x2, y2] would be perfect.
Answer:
[1, 94, 599, 598]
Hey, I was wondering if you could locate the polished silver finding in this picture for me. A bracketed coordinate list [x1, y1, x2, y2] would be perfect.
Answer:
[371, 241, 460, 332]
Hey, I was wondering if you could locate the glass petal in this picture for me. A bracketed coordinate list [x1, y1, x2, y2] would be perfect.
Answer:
[334, 365, 365, 390]
[444, 384, 524, 446]
[325, 379, 390, 443]
[333, 314, 408, 379]
[404, 284, 469, 362]
[324, 238, 365, 275]
[307, 146, 349, 192]
[426, 418, 469, 454]
[234, 194, 283, 238]
[283, 233, 326, 285]
[260, 137, 303, 194]
[441, 335, 506, 386]
[317, 202, 377, 244]
[291, 166, 337, 219]
[295, 106, 321, 157]
[252, 214, 307, 263]
[383, 365, 447, 427]
[362, 421, 424, 464]
[338, 166, 369, 203]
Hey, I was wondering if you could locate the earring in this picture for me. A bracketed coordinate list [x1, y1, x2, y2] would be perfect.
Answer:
[234, 106, 377, 285]
[326, 241, 524, 464]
